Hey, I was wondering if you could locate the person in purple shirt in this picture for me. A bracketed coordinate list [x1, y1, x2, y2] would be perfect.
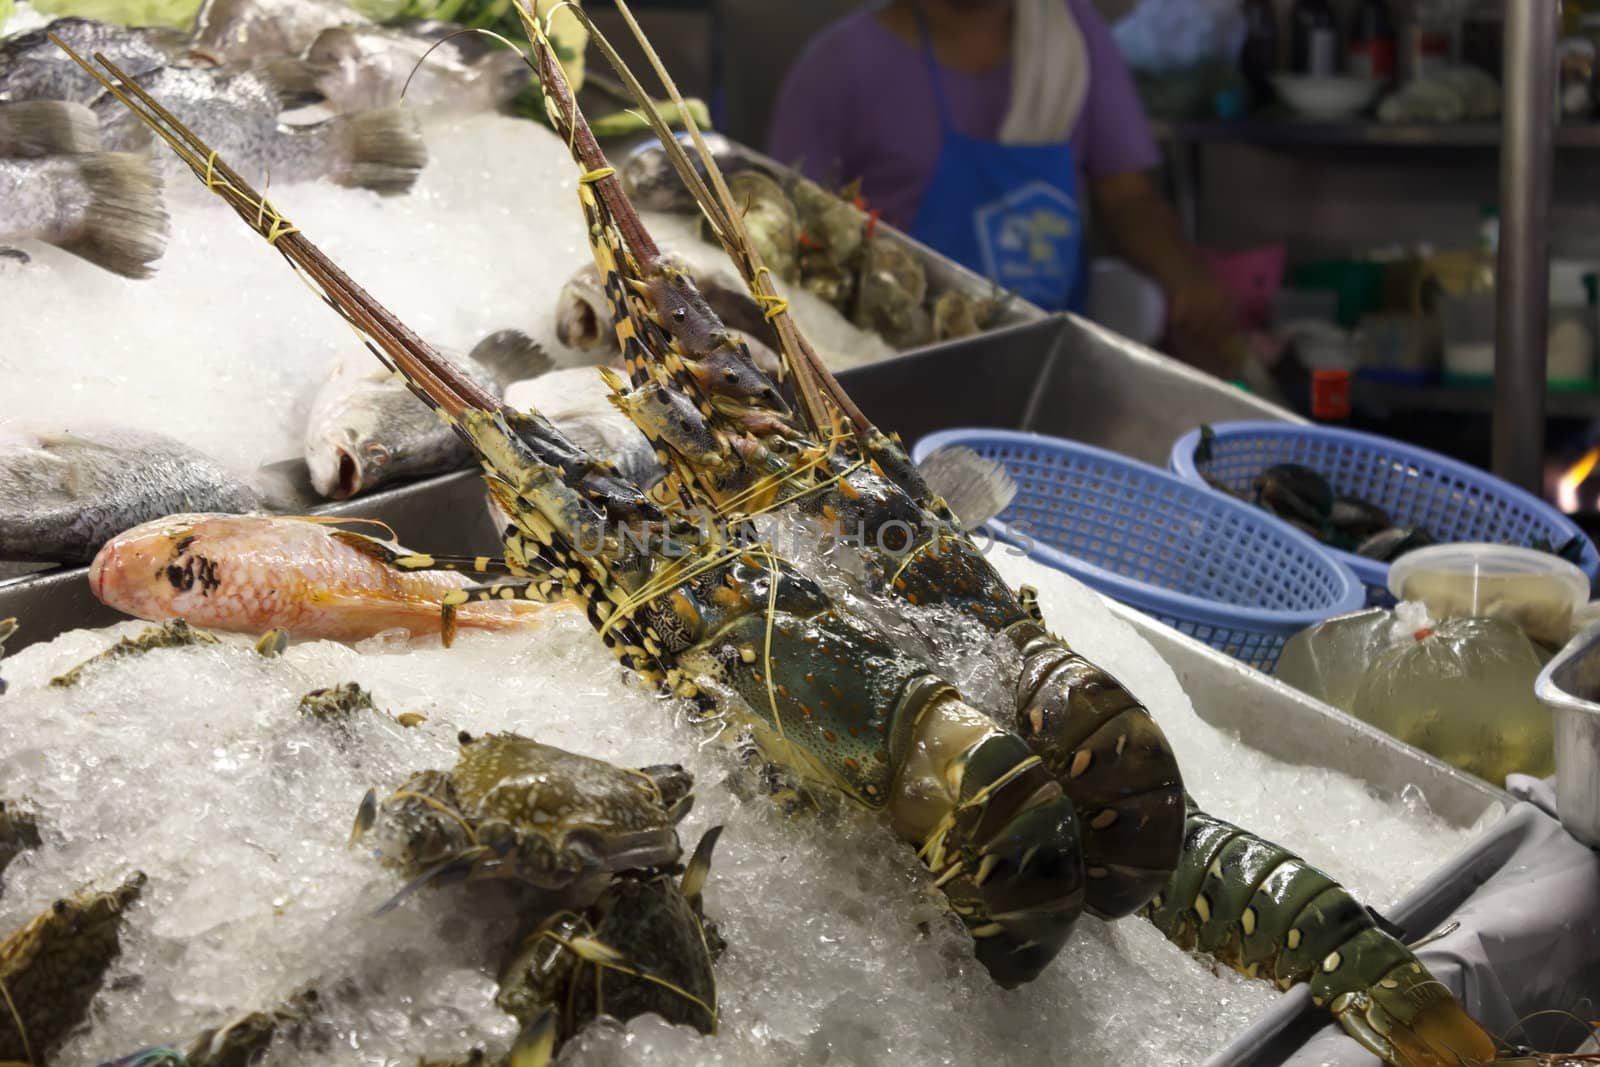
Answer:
[769, 0, 1237, 374]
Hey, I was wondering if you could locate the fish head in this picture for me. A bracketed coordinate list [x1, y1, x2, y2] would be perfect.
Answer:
[89, 513, 220, 618]
[306, 425, 393, 500]
[555, 264, 610, 352]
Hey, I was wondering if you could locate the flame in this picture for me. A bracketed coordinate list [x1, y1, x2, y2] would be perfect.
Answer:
[1559, 446, 1600, 513]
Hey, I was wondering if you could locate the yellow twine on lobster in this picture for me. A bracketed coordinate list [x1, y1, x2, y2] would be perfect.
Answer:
[750, 266, 789, 323]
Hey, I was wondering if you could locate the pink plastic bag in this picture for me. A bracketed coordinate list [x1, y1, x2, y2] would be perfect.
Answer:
[1201, 244, 1286, 330]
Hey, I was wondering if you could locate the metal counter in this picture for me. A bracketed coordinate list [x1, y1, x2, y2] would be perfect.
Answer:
[836, 313, 1302, 466]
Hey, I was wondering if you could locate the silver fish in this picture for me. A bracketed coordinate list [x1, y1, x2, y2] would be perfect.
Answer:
[554, 256, 784, 378]
[0, 99, 99, 158]
[91, 65, 427, 195]
[0, 152, 168, 277]
[503, 366, 663, 491]
[304, 329, 550, 500]
[619, 129, 744, 213]
[189, 0, 369, 64]
[555, 261, 612, 353]
[0, 427, 264, 564]
[0, 17, 188, 104]
[302, 24, 530, 116]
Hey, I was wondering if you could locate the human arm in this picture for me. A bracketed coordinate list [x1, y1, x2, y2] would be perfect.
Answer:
[1089, 170, 1240, 376]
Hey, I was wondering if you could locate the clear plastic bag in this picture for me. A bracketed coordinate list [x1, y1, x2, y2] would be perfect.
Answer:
[1274, 601, 1434, 713]
[1274, 608, 1396, 713]
[1351, 616, 1554, 785]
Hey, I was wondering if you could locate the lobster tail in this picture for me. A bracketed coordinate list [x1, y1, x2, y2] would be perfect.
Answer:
[1010, 624, 1185, 919]
[890, 683, 1086, 987]
[1142, 800, 1496, 1067]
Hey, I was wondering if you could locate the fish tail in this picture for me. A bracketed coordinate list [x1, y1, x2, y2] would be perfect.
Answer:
[46, 152, 170, 278]
[0, 99, 100, 157]
[330, 108, 427, 196]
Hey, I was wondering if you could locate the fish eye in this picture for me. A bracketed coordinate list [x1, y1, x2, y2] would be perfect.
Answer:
[672, 307, 687, 323]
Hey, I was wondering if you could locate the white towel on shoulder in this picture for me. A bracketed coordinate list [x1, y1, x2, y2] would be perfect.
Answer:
[1000, 0, 1090, 145]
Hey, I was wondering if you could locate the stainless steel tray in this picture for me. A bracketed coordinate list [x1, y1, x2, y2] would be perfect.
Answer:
[838, 313, 1302, 466]
[1, 448, 1531, 1066]
[1536, 622, 1600, 849]
[1, 314, 1292, 639]
[599, 128, 1047, 335]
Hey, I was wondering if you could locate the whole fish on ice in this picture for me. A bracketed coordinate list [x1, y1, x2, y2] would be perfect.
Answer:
[305, 329, 552, 499]
[0, 152, 168, 276]
[302, 24, 531, 116]
[0, 17, 188, 104]
[619, 129, 748, 213]
[90, 513, 557, 643]
[503, 366, 664, 491]
[0, 428, 263, 564]
[555, 258, 785, 377]
[188, 0, 370, 64]
[92, 64, 427, 195]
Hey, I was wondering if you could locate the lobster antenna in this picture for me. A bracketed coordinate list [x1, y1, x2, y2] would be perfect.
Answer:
[48, 39, 498, 426]
[529, 4, 731, 243]
[600, 0, 879, 443]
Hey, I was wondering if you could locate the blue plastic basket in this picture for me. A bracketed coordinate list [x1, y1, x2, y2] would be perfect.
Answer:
[912, 428, 1366, 671]
[1168, 420, 1600, 605]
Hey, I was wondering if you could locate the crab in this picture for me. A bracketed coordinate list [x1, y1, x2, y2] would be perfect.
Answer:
[495, 825, 724, 1048]
[353, 732, 693, 908]
[0, 871, 145, 1063]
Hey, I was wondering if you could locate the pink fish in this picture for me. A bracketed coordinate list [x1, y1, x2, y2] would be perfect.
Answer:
[89, 513, 555, 643]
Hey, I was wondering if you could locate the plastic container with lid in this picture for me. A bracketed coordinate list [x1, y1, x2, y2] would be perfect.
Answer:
[1388, 543, 1592, 647]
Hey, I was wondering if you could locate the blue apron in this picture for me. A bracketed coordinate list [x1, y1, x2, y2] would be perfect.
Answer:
[905, 19, 1086, 312]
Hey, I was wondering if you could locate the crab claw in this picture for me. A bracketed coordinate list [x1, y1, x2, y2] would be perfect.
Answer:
[679, 824, 723, 904]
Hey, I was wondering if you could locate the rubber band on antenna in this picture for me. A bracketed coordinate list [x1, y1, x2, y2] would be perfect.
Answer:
[751, 265, 789, 323]
[579, 166, 615, 184]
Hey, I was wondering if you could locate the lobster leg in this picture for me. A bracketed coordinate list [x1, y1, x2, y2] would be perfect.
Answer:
[1143, 798, 1498, 1067]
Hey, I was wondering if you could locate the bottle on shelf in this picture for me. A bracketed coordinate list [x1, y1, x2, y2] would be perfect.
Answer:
[1348, 0, 1397, 83]
[1404, 0, 1459, 80]
[1241, 0, 1280, 100]
[1291, 0, 1341, 77]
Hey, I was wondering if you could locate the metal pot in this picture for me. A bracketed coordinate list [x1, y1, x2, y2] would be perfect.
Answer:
[1534, 620, 1600, 847]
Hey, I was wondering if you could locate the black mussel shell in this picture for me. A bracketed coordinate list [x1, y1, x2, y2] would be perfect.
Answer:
[1328, 495, 1393, 545]
[1254, 463, 1334, 527]
[1356, 525, 1437, 562]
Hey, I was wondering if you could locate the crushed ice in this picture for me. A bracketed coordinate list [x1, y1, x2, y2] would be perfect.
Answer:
[0, 113, 893, 478]
[0, 551, 1492, 1066]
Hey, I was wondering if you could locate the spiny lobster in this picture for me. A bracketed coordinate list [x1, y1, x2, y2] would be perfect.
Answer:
[53, 6, 1502, 1062]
